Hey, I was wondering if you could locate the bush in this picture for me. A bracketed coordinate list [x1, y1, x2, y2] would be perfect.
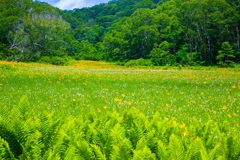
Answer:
[0, 43, 8, 60]
[74, 40, 103, 61]
[125, 58, 153, 67]
[150, 41, 176, 66]
[38, 56, 52, 64]
[217, 42, 235, 67]
[176, 48, 190, 65]
[39, 56, 73, 66]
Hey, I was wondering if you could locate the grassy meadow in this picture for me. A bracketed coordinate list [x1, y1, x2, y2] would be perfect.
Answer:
[0, 61, 240, 159]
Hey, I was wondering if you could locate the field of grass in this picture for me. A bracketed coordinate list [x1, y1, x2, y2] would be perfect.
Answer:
[0, 61, 239, 159]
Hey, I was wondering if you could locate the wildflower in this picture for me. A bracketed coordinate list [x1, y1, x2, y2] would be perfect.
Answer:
[179, 123, 186, 129]
[103, 106, 108, 109]
[121, 94, 126, 98]
[114, 97, 122, 103]
[222, 106, 228, 110]
[200, 92, 204, 96]
[183, 130, 189, 137]
[124, 100, 131, 105]
[232, 85, 236, 89]
[172, 120, 177, 127]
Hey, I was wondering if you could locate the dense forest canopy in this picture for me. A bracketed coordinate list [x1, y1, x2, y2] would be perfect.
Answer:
[0, 0, 239, 66]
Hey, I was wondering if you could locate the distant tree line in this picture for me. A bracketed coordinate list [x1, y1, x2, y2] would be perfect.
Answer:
[0, 0, 239, 66]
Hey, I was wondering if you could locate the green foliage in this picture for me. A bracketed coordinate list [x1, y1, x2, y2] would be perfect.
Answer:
[74, 40, 103, 61]
[125, 58, 153, 67]
[0, 103, 239, 159]
[0, 62, 239, 159]
[39, 56, 73, 66]
[176, 46, 190, 65]
[150, 41, 176, 66]
[217, 42, 236, 67]
[1, 0, 240, 65]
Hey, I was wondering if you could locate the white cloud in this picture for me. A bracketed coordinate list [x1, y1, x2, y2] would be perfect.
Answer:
[55, 0, 109, 10]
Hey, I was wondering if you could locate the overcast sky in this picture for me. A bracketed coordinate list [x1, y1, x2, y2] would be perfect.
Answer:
[37, 0, 110, 10]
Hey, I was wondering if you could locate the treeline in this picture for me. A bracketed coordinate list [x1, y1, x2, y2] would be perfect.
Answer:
[0, 0, 239, 66]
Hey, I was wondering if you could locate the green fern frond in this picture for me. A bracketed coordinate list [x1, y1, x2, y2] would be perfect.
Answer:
[209, 143, 226, 160]
[75, 140, 95, 159]
[133, 146, 156, 160]
[91, 144, 107, 160]
[185, 137, 208, 160]
[168, 134, 185, 160]
[0, 124, 23, 158]
[156, 140, 168, 160]
[0, 138, 16, 159]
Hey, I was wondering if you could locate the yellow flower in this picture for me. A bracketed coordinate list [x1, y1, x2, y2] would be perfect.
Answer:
[200, 92, 204, 96]
[179, 123, 186, 129]
[232, 85, 236, 89]
[172, 120, 177, 127]
[114, 97, 121, 102]
[121, 94, 126, 98]
[126, 101, 132, 106]
[183, 130, 189, 137]
[222, 106, 228, 110]
[114, 97, 123, 105]
[103, 106, 108, 109]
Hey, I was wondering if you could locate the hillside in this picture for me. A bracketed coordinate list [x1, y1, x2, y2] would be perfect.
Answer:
[0, 0, 239, 66]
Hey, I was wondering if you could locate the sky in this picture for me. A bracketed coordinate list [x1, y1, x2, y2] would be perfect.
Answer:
[36, 0, 110, 10]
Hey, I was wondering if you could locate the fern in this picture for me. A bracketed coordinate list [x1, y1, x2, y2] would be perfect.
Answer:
[185, 137, 208, 160]
[168, 134, 185, 160]
[133, 146, 156, 160]
[156, 140, 168, 160]
[0, 124, 23, 158]
[0, 138, 16, 159]
[208, 143, 226, 160]
[20, 131, 44, 160]
[75, 140, 95, 159]
[90, 144, 107, 160]
[110, 123, 133, 160]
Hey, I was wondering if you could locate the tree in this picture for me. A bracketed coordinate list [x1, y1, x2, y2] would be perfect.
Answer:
[74, 40, 102, 60]
[175, 45, 190, 65]
[8, 2, 73, 61]
[150, 41, 176, 66]
[217, 42, 235, 67]
[0, 0, 31, 44]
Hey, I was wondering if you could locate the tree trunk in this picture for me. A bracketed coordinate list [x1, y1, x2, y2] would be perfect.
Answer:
[237, 26, 240, 49]
[207, 36, 211, 63]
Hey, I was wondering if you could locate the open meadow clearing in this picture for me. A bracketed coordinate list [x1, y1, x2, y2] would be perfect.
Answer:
[0, 61, 240, 159]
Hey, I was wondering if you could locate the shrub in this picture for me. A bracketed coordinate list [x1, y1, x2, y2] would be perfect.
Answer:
[150, 41, 176, 66]
[74, 40, 103, 61]
[50, 56, 73, 66]
[176, 48, 190, 65]
[38, 56, 52, 64]
[125, 58, 153, 67]
[217, 42, 235, 67]
[39, 56, 73, 66]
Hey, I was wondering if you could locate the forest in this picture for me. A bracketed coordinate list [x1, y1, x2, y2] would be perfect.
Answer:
[0, 0, 240, 66]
